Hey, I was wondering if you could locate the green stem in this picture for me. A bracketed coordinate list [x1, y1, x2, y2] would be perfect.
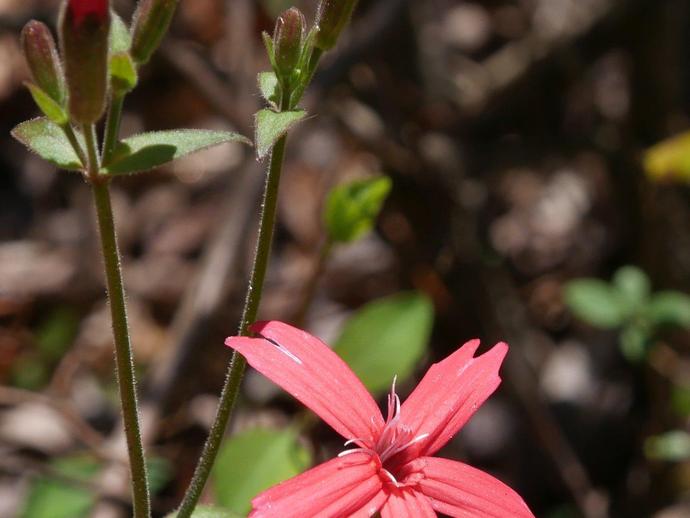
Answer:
[85, 123, 151, 518]
[176, 134, 289, 518]
[61, 124, 87, 167]
[102, 93, 125, 164]
[176, 49, 323, 516]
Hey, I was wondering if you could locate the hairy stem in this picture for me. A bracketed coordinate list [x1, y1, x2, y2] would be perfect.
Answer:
[176, 134, 288, 517]
[102, 93, 125, 164]
[85, 122, 151, 518]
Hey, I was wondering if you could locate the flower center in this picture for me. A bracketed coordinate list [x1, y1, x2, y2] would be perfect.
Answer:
[338, 377, 428, 487]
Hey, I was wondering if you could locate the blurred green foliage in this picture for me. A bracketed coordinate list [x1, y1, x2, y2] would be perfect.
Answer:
[564, 266, 690, 361]
[334, 291, 434, 395]
[212, 428, 311, 515]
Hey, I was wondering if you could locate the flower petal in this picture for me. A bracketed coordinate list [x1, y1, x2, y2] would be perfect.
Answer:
[410, 457, 534, 518]
[380, 489, 436, 518]
[249, 452, 382, 517]
[398, 340, 507, 458]
[225, 321, 384, 443]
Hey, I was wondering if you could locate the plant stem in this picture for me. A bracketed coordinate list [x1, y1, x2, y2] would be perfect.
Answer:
[85, 123, 151, 518]
[176, 134, 289, 518]
[102, 92, 125, 164]
[61, 124, 87, 167]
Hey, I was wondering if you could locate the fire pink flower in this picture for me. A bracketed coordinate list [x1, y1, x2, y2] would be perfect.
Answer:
[225, 321, 535, 517]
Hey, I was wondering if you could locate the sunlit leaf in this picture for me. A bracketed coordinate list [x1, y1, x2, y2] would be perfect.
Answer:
[324, 176, 392, 243]
[110, 52, 138, 93]
[212, 428, 311, 515]
[103, 129, 251, 175]
[258, 71, 280, 109]
[109, 11, 131, 53]
[644, 131, 690, 183]
[11, 117, 83, 171]
[254, 109, 307, 159]
[644, 430, 690, 462]
[334, 292, 434, 395]
[25, 82, 68, 125]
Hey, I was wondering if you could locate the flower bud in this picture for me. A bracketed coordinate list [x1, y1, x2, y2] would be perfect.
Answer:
[314, 0, 359, 51]
[21, 21, 66, 105]
[273, 7, 306, 79]
[130, 0, 178, 65]
[59, 0, 111, 124]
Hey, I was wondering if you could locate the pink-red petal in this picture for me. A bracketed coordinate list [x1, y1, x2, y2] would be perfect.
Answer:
[380, 489, 437, 518]
[411, 457, 534, 518]
[398, 340, 507, 459]
[226, 321, 384, 444]
[249, 452, 382, 518]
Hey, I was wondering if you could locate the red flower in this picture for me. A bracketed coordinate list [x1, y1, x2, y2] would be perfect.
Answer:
[226, 321, 535, 517]
[67, 0, 109, 26]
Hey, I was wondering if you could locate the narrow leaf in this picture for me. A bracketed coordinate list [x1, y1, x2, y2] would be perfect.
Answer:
[109, 11, 132, 53]
[255, 109, 307, 159]
[325, 176, 392, 243]
[110, 52, 138, 93]
[564, 279, 628, 329]
[25, 82, 68, 125]
[334, 292, 434, 395]
[212, 428, 311, 515]
[103, 129, 251, 175]
[258, 71, 280, 109]
[11, 117, 83, 171]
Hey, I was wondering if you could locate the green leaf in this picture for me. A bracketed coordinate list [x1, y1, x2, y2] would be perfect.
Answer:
[644, 131, 690, 183]
[613, 266, 651, 310]
[25, 82, 68, 125]
[165, 506, 240, 518]
[35, 307, 79, 361]
[109, 11, 132, 53]
[564, 279, 628, 329]
[212, 428, 311, 516]
[647, 291, 690, 328]
[20, 456, 100, 518]
[255, 109, 307, 159]
[11, 117, 83, 171]
[325, 176, 392, 243]
[644, 430, 690, 462]
[258, 71, 280, 109]
[103, 129, 251, 175]
[110, 52, 138, 93]
[334, 292, 434, 395]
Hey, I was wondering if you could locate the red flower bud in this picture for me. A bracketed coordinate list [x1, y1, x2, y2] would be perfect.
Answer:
[274, 8, 306, 79]
[131, 0, 179, 65]
[67, 0, 109, 27]
[21, 20, 66, 105]
[59, 0, 111, 123]
[314, 0, 359, 50]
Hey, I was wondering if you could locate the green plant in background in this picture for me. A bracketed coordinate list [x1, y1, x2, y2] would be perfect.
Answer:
[564, 265, 690, 361]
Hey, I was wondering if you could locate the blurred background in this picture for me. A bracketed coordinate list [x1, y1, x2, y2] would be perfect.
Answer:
[2, 0, 690, 516]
